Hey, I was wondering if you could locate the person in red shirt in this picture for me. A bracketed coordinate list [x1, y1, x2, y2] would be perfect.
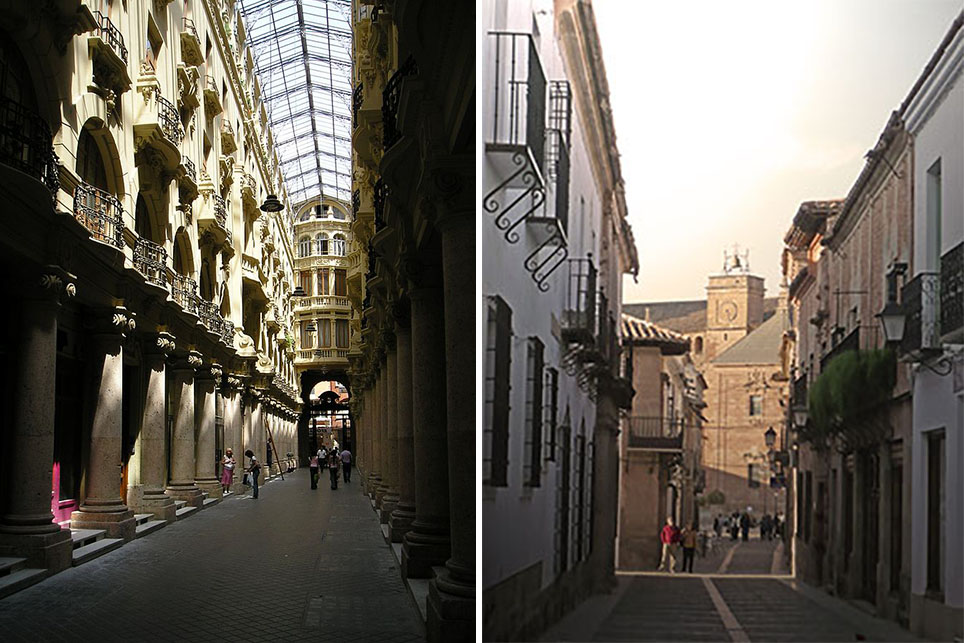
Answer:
[658, 517, 680, 573]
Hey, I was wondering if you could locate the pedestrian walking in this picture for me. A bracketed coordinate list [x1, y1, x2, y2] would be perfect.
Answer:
[328, 452, 339, 490]
[713, 514, 722, 539]
[244, 449, 261, 499]
[309, 453, 320, 490]
[681, 522, 698, 573]
[774, 513, 782, 539]
[340, 448, 352, 483]
[221, 448, 236, 494]
[658, 517, 680, 573]
[740, 512, 750, 541]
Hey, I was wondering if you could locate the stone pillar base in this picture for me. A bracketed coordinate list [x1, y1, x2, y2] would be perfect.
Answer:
[389, 504, 416, 543]
[375, 483, 391, 507]
[195, 478, 223, 501]
[165, 484, 204, 508]
[380, 493, 399, 525]
[127, 486, 177, 523]
[366, 474, 382, 499]
[0, 529, 72, 574]
[70, 508, 136, 541]
[426, 574, 474, 643]
[402, 526, 451, 579]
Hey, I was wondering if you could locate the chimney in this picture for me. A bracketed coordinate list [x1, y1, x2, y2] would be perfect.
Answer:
[645, 307, 651, 322]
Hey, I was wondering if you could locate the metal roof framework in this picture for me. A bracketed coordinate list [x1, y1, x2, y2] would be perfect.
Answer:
[238, 0, 353, 206]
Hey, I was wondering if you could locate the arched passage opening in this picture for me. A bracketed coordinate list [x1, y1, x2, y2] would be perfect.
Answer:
[297, 369, 352, 465]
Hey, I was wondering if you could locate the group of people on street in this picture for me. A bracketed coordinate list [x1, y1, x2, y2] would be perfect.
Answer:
[219, 448, 263, 499]
[309, 445, 353, 490]
[658, 517, 699, 574]
[712, 511, 783, 541]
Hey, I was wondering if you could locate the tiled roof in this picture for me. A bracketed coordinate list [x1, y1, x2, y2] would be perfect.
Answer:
[712, 308, 788, 365]
[623, 298, 781, 334]
[621, 313, 690, 355]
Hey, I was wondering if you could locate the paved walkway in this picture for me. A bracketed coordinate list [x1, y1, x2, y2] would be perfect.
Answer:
[0, 470, 424, 642]
[544, 537, 925, 642]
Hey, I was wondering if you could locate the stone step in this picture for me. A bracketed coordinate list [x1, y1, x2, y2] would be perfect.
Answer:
[133, 513, 154, 526]
[173, 500, 187, 510]
[134, 520, 167, 539]
[72, 537, 123, 566]
[0, 567, 47, 600]
[70, 528, 106, 549]
[202, 497, 219, 508]
[174, 505, 198, 520]
[0, 556, 27, 576]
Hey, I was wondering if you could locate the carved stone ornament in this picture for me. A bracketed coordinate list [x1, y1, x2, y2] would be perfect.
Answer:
[156, 333, 176, 354]
[187, 352, 203, 369]
[227, 375, 242, 390]
[210, 363, 223, 385]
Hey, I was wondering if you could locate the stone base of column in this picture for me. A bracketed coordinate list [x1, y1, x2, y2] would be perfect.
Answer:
[366, 473, 382, 499]
[229, 480, 246, 495]
[375, 482, 391, 507]
[127, 486, 177, 523]
[402, 522, 451, 578]
[379, 492, 399, 525]
[389, 502, 416, 543]
[70, 506, 136, 542]
[165, 483, 204, 508]
[0, 529, 72, 574]
[426, 571, 475, 643]
[195, 478, 223, 501]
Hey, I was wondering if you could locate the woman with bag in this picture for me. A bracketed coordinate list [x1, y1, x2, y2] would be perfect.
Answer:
[221, 448, 236, 494]
[309, 453, 320, 490]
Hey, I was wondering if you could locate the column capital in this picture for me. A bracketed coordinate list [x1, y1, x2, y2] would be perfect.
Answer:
[422, 163, 473, 233]
[145, 331, 176, 359]
[87, 306, 136, 337]
[35, 265, 77, 304]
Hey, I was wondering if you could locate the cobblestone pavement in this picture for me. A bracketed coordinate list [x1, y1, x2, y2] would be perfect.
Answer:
[0, 470, 424, 643]
[545, 537, 924, 642]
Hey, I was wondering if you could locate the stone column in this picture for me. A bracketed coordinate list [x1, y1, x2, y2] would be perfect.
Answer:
[224, 376, 244, 493]
[428, 206, 475, 637]
[0, 269, 74, 572]
[390, 311, 417, 541]
[242, 388, 254, 465]
[128, 331, 177, 522]
[194, 363, 222, 499]
[380, 336, 400, 522]
[375, 357, 391, 506]
[368, 366, 383, 497]
[71, 306, 136, 541]
[166, 351, 204, 507]
[402, 282, 451, 578]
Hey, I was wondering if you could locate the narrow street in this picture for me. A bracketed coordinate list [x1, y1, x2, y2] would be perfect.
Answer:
[543, 537, 924, 642]
[0, 470, 424, 642]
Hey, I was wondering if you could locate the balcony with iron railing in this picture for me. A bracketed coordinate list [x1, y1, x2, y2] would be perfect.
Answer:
[203, 75, 223, 117]
[89, 11, 130, 93]
[293, 295, 351, 311]
[73, 182, 124, 249]
[382, 56, 418, 151]
[133, 237, 168, 289]
[626, 416, 685, 451]
[221, 319, 235, 347]
[561, 258, 597, 345]
[940, 241, 962, 343]
[352, 189, 360, 220]
[373, 178, 387, 234]
[180, 17, 203, 66]
[295, 348, 350, 365]
[0, 97, 59, 198]
[901, 272, 939, 355]
[220, 119, 237, 154]
[352, 83, 363, 129]
[133, 87, 183, 171]
[821, 326, 859, 371]
[172, 273, 198, 315]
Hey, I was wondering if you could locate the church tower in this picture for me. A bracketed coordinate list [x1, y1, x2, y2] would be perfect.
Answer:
[703, 246, 765, 361]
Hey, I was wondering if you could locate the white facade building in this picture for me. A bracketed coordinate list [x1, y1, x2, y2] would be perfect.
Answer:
[481, 0, 637, 639]
[902, 12, 963, 641]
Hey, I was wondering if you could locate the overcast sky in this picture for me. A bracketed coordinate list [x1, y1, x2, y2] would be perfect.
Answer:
[593, 0, 963, 303]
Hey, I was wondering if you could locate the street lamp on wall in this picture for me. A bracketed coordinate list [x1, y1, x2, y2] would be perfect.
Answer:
[790, 404, 809, 431]
[764, 426, 777, 449]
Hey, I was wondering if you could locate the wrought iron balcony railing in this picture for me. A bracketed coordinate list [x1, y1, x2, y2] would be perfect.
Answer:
[941, 242, 962, 340]
[561, 258, 597, 344]
[627, 416, 686, 450]
[901, 272, 939, 354]
[545, 128, 570, 232]
[793, 374, 808, 408]
[151, 88, 183, 145]
[181, 16, 199, 42]
[172, 273, 198, 315]
[821, 326, 859, 371]
[352, 83, 363, 129]
[222, 319, 235, 346]
[351, 189, 360, 220]
[0, 97, 59, 196]
[92, 11, 128, 64]
[182, 156, 196, 183]
[134, 237, 168, 288]
[73, 182, 124, 248]
[486, 31, 546, 175]
[595, 291, 619, 369]
[206, 75, 218, 95]
[382, 55, 418, 151]
[373, 178, 387, 233]
[212, 194, 227, 230]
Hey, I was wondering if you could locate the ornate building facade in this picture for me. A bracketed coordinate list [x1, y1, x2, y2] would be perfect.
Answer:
[0, 0, 300, 582]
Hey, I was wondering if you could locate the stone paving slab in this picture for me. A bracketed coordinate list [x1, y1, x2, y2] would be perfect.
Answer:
[0, 471, 424, 642]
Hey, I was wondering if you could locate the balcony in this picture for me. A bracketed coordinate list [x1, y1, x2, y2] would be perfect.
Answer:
[172, 273, 198, 316]
[73, 182, 123, 249]
[941, 242, 962, 343]
[352, 83, 363, 129]
[293, 295, 350, 311]
[382, 55, 418, 151]
[901, 272, 939, 355]
[240, 172, 257, 206]
[180, 17, 203, 66]
[561, 258, 597, 345]
[351, 189, 360, 220]
[627, 417, 685, 451]
[203, 75, 222, 117]
[176, 63, 201, 111]
[133, 87, 183, 171]
[221, 319, 235, 347]
[133, 237, 168, 289]
[89, 11, 131, 93]
[0, 98, 59, 198]
[197, 298, 224, 335]
[197, 194, 230, 245]
[821, 326, 859, 371]
[295, 348, 350, 366]
[544, 80, 572, 233]
[373, 178, 387, 234]
[220, 119, 237, 154]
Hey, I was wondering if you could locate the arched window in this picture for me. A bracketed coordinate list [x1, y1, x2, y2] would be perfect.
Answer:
[316, 233, 328, 256]
[77, 128, 108, 191]
[694, 336, 703, 354]
[331, 206, 346, 220]
[332, 234, 346, 257]
[298, 236, 312, 257]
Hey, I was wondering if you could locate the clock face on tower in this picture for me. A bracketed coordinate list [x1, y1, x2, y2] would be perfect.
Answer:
[720, 301, 738, 323]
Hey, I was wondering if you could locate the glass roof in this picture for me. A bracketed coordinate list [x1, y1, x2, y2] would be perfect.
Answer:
[238, 0, 353, 206]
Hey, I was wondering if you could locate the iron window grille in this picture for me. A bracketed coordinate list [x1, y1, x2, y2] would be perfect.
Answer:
[352, 82, 363, 129]
[351, 189, 360, 219]
[544, 367, 558, 462]
[73, 182, 124, 248]
[0, 97, 59, 197]
[382, 55, 418, 151]
[484, 295, 512, 487]
[940, 242, 962, 338]
[524, 336, 544, 487]
[555, 419, 572, 574]
[134, 237, 168, 288]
